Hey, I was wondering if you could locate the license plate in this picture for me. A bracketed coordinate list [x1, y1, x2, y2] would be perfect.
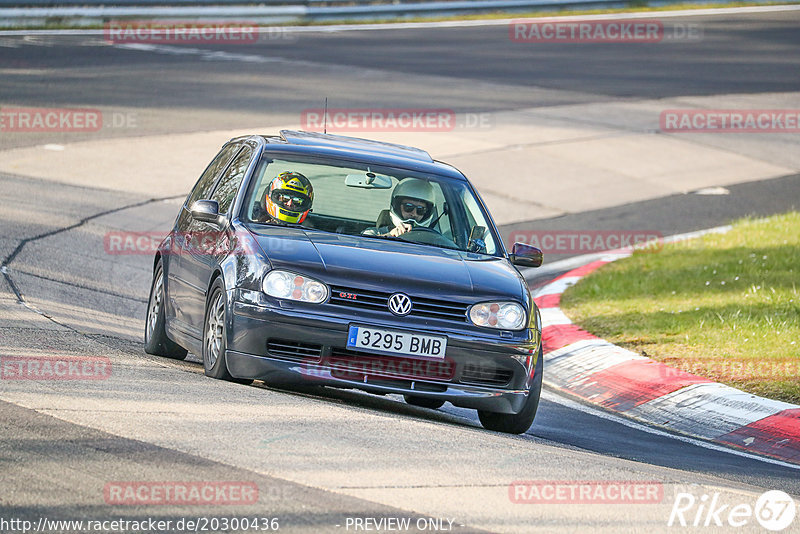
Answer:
[347, 325, 447, 359]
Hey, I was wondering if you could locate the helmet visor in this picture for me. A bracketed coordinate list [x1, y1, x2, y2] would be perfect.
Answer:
[393, 197, 433, 220]
[270, 189, 312, 213]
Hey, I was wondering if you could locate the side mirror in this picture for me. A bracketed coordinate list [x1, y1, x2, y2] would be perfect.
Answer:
[190, 199, 222, 225]
[510, 242, 543, 268]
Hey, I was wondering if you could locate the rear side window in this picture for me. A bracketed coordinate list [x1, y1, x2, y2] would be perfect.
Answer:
[188, 143, 239, 206]
[211, 147, 252, 215]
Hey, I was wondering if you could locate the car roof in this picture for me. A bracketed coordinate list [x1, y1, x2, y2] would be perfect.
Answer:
[230, 131, 468, 181]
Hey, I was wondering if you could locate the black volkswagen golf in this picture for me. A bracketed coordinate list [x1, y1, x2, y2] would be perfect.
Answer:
[145, 130, 544, 434]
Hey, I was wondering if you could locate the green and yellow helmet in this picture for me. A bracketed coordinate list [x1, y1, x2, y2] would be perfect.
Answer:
[264, 171, 313, 224]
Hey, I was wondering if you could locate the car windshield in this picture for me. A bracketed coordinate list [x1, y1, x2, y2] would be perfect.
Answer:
[242, 154, 501, 256]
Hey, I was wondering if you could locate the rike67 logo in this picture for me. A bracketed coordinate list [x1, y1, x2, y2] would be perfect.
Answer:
[669, 490, 796, 531]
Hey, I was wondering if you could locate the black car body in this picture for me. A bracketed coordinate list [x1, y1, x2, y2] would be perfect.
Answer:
[145, 130, 544, 433]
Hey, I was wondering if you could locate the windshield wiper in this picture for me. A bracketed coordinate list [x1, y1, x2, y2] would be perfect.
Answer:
[247, 219, 305, 229]
[360, 233, 464, 252]
[361, 233, 399, 241]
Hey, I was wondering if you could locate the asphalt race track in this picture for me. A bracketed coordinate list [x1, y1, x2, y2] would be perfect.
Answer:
[1, 7, 800, 533]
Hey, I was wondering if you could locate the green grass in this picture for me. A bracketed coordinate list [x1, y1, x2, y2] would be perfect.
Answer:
[560, 212, 800, 404]
[7, 1, 799, 31]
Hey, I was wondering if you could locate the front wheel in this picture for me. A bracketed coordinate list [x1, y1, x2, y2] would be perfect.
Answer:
[144, 260, 187, 360]
[203, 279, 252, 385]
[478, 346, 543, 434]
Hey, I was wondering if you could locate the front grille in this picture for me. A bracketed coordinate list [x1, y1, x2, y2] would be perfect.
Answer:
[327, 347, 455, 382]
[460, 362, 514, 387]
[266, 339, 323, 362]
[328, 285, 468, 322]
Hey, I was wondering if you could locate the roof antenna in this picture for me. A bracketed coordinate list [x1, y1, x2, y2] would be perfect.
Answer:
[323, 97, 328, 135]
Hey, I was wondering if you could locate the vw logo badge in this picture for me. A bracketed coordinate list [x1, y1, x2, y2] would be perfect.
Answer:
[388, 293, 412, 316]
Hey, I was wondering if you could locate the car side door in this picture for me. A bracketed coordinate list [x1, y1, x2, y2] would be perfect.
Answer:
[179, 145, 255, 334]
[168, 142, 241, 336]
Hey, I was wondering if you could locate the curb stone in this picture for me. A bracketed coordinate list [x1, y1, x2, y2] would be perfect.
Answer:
[530, 227, 800, 465]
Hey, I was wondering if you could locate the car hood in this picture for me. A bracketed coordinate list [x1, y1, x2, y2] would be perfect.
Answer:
[248, 227, 526, 302]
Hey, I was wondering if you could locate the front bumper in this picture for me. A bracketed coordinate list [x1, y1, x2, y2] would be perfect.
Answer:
[225, 295, 540, 414]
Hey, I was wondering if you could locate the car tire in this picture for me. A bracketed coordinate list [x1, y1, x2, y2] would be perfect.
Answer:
[477, 346, 543, 434]
[144, 260, 188, 360]
[202, 278, 253, 385]
[404, 395, 446, 410]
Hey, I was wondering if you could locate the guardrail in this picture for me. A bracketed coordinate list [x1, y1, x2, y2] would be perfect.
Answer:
[0, 0, 640, 27]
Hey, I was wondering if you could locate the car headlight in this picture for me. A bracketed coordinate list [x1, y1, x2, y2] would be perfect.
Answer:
[262, 270, 328, 303]
[469, 301, 526, 330]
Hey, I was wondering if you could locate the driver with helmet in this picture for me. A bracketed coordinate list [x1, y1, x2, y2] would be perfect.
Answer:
[364, 178, 435, 237]
[255, 171, 314, 224]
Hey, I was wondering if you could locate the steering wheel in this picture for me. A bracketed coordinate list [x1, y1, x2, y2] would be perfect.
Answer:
[399, 226, 458, 248]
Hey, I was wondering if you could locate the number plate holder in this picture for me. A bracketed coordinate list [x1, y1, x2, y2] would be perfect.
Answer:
[346, 325, 447, 360]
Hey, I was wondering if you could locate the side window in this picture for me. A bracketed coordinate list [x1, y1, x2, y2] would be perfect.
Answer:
[187, 143, 239, 206]
[211, 147, 252, 215]
[460, 188, 497, 255]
